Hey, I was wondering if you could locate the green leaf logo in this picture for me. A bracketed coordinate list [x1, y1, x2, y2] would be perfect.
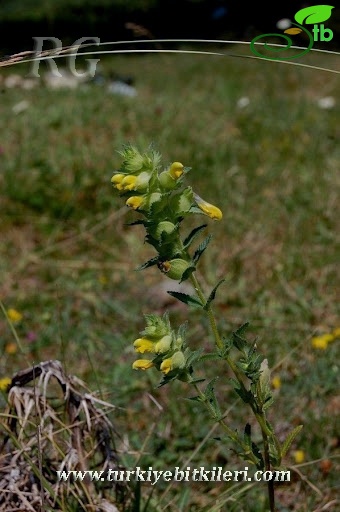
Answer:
[294, 5, 334, 25]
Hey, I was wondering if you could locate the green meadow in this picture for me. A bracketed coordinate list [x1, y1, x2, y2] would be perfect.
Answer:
[0, 45, 339, 511]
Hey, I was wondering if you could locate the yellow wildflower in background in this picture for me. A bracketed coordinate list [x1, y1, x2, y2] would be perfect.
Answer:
[271, 376, 281, 390]
[311, 333, 334, 350]
[5, 342, 17, 355]
[332, 327, 340, 338]
[0, 377, 11, 392]
[7, 308, 23, 323]
[293, 450, 305, 464]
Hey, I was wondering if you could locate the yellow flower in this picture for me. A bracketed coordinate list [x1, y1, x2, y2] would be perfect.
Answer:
[293, 450, 305, 464]
[133, 337, 155, 353]
[98, 274, 108, 285]
[271, 376, 281, 390]
[194, 193, 223, 220]
[160, 358, 172, 374]
[132, 359, 154, 371]
[121, 175, 137, 191]
[126, 196, 144, 210]
[160, 351, 186, 374]
[169, 162, 184, 179]
[332, 327, 340, 338]
[111, 173, 125, 190]
[7, 308, 23, 323]
[311, 333, 334, 350]
[0, 377, 11, 392]
[5, 342, 17, 355]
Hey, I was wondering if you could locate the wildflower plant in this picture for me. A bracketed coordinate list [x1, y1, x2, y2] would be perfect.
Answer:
[111, 143, 302, 511]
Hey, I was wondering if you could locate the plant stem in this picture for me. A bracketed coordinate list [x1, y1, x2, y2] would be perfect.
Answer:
[262, 429, 276, 512]
[190, 272, 223, 350]
[190, 271, 276, 510]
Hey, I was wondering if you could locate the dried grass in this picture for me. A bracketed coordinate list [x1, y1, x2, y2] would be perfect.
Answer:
[0, 360, 132, 511]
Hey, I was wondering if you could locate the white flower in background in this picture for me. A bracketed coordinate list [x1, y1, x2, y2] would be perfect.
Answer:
[237, 96, 250, 109]
[317, 97, 336, 110]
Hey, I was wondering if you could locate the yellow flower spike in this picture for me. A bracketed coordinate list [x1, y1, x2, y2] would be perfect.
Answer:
[132, 359, 154, 371]
[311, 334, 334, 350]
[7, 308, 23, 323]
[0, 377, 11, 392]
[169, 162, 184, 179]
[126, 196, 144, 210]
[133, 337, 155, 353]
[194, 193, 223, 220]
[293, 450, 305, 464]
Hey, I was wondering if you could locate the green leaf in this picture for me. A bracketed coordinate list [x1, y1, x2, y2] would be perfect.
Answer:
[281, 425, 304, 458]
[193, 234, 212, 264]
[204, 378, 222, 420]
[294, 5, 334, 25]
[232, 322, 250, 351]
[167, 291, 203, 308]
[244, 423, 252, 447]
[185, 348, 204, 367]
[251, 442, 264, 470]
[183, 224, 207, 249]
[179, 265, 196, 283]
[136, 256, 159, 271]
[199, 352, 222, 362]
[204, 279, 226, 310]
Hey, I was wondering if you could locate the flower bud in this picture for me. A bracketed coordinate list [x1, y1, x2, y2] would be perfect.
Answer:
[159, 171, 177, 190]
[154, 334, 172, 354]
[159, 258, 191, 281]
[155, 221, 176, 239]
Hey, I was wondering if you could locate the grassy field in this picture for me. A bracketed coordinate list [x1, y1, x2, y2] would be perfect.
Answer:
[0, 44, 339, 511]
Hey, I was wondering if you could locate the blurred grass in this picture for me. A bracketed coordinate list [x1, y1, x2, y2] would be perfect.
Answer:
[0, 45, 339, 510]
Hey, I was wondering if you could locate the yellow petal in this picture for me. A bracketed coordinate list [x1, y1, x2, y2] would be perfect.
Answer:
[132, 359, 154, 371]
[160, 358, 172, 374]
[133, 337, 155, 353]
[293, 450, 305, 464]
[311, 334, 333, 349]
[194, 193, 222, 220]
[271, 376, 281, 390]
[5, 342, 17, 355]
[7, 308, 23, 323]
[126, 196, 144, 210]
[122, 175, 137, 191]
[0, 377, 11, 392]
[169, 162, 184, 179]
[111, 173, 125, 184]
